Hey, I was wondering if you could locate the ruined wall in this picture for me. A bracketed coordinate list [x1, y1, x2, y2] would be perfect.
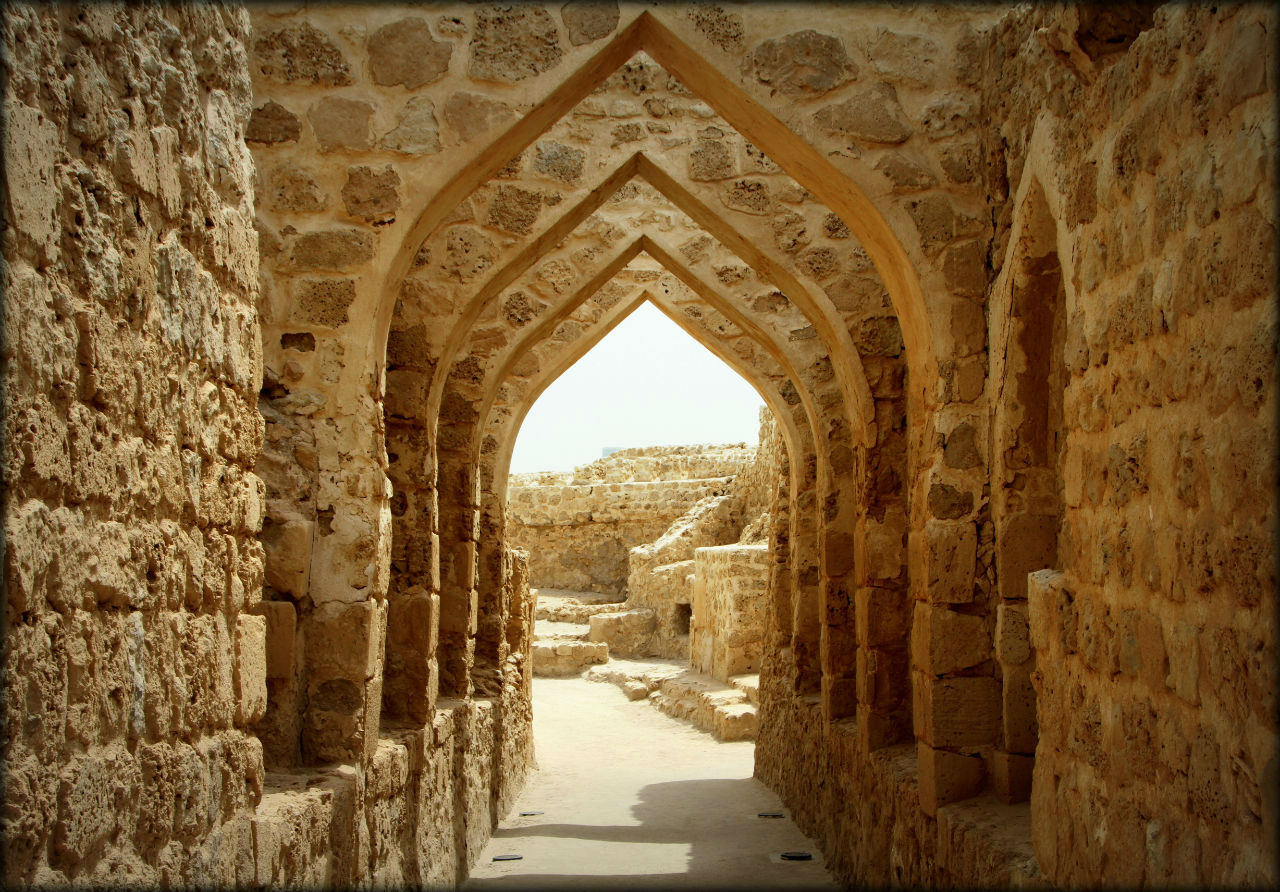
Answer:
[1, 5, 267, 885]
[690, 543, 770, 681]
[626, 409, 781, 654]
[506, 444, 747, 592]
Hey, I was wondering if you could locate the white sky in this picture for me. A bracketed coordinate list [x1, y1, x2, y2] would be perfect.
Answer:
[509, 301, 766, 474]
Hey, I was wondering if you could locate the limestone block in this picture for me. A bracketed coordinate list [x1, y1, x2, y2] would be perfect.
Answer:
[307, 600, 381, 684]
[246, 101, 301, 144]
[914, 675, 1001, 748]
[990, 751, 1034, 804]
[688, 139, 735, 181]
[870, 28, 938, 89]
[341, 165, 401, 224]
[749, 30, 855, 96]
[918, 743, 985, 816]
[995, 602, 1031, 666]
[864, 509, 906, 580]
[1026, 569, 1068, 655]
[562, 1, 619, 46]
[589, 608, 656, 658]
[254, 23, 351, 85]
[910, 519, 977, 603]
[382, 96, 443, 155]
[813, 83, 912, 144]
[442, 91, 513, 142]
[258, 600, 296, 680]
[236, 614, 268, 726]
[912, 603, 989, 675]
[533, 141, 584, 183]
[368, 18, 451, 89]
[262, 519, 313, 598]
[468, 5, 563, 83]
[1001, 667, 1037, 754]
[855, 586, 909, 647]
[284, 230, 373, 272]
[308, 97, 373, 152]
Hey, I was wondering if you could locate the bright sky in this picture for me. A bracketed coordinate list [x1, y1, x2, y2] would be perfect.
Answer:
[509, 301, 766, 474]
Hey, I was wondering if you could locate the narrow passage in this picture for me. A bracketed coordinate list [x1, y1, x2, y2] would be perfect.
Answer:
[467, 676, 836, 889]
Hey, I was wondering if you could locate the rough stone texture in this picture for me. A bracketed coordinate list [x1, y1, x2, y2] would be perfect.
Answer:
[247, 101, 302, 144]
[562, 0, 620, 46]
[468, 5, 565, 83]
[341, 165, 401, 225]
[691, 544, 770, 680]
[813, 83, 914, 144]
[749, 30, 855, 96]
[254, 22, 351, 86]
[381, 96, 443, 155]
[2, 4, 266, 885]
[368, 18, 452, 89]
[308, 97, 374, 152]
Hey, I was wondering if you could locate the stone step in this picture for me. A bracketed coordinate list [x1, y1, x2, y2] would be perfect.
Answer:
[534, 618, 590, 640]
[585, 659, 758, 741]
[533, 588, 628, 623]
[730, 673, 760, 705]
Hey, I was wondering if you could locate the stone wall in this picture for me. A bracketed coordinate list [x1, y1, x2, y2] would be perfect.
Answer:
[691, 543, 770, 681]
[757, 4, 1277, 889]
[506, 444, 749, 592]
[987, 5, 1277, 884]
[2, 4, 267, 885]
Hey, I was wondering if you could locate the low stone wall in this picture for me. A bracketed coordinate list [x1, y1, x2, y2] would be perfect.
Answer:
[691, 544, 770, 681]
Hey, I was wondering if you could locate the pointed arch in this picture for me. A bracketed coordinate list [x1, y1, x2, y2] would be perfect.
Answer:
[377, 9, 930, 425]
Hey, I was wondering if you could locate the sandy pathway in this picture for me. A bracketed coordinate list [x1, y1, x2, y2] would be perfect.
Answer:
[466, 676, 836, 889]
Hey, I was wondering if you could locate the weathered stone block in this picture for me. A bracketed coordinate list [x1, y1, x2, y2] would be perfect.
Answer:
[236, 614, 268, 726]
[382, 95, 442, 155]
[258, 600, 296, 681]
[856, 586, 909, 647]
[1002, 666, 1037, 754]
[468, 5, 563, 83]
[562, 1, 619, 46]
[813, 83, 912, 143]
[990, 751, 1034, 804]
[254, 23, 351, 85]
[285, 230, 373, 272]
[995, 601, 1031, 666]
[443, 91, 513, 142]
[914, 675, 1001, 748]
[912, 602, 989, 674]
[307, 600, 381, 683]
[368, 18, 451, 89]
[749, 30, 855, 96]
[246, 101, 301, 144]
[292, 278, 357, 328]
[308, 97, 373, 152]
[918, 742, 984, 816]
[910, 519, 977, 603]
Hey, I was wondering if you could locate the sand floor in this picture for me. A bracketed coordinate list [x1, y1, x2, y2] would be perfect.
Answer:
[466, 675, 837, 889]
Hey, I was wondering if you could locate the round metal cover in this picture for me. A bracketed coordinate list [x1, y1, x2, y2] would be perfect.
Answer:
[492, 854, 523, 862]
[780, 851, 812, 861]
[519, 811, 544, 816]
[757, 811, 784, 818]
